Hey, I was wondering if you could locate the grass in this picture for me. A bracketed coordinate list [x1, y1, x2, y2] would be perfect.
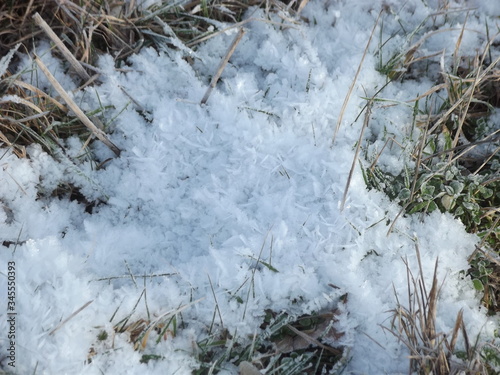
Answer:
[383, 244, 500, 374]
[86, 279, 348, 373]
[0, 0, 499, 374]
[191, 307, 347, 374]
[360, 3, 500, 316]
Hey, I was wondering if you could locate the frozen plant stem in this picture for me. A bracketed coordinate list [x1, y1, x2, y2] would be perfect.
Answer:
[200, 28, 246, 105]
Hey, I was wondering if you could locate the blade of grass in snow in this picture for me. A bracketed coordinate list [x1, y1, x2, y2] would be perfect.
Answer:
[332, 10, 381, 146]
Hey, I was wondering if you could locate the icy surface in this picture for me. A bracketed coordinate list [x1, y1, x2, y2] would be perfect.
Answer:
[1, 0, 499, 374]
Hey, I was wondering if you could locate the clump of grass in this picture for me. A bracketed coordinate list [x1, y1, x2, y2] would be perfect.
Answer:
[1, 0, 302, 72]
[88, 291, 196, 364]
[0, 65, 67, 157]
[361, 6, 500, 315]
[383, 244, 500, 374]
[86, 291, 348, 374]
[194, 308, 348, 375]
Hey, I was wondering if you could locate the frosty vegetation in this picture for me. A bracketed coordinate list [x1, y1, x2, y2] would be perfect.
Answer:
[0, 0, 499, 374]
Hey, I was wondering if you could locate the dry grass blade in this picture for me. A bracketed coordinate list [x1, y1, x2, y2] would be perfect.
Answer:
[282, 323, 343, 356]
[382, 244, 490, 375]
[49, 300, 94, 335]
[386, 113, 432, 237]
[429, 54, 500, 135]
[1, 95, 47, 115]
[0, 44, 20, 76]
[200, 27, 245, 105]
[425, 260, 439, 352]
[0, 75, 62, 152]
[33, 12, 91, 81]
[451, 12, 468, 74]
[115, 297, 204, 351]
[11, 79, 68, 112]
[0, 131, 26, 158]
[34, 55, 121, 156]
[296, 0, 309, 15]
[421, 129, 500, 163]
[447, 309, 463, 354]
[331, 10, 381, 146]
[340, 99, 373, 211]
[186, 16, 298, 47]
[419, 132, 497, 192]
[207, 273, 224, 328]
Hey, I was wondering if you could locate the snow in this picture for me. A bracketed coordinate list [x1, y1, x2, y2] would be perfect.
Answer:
[1, 0, 499, 374]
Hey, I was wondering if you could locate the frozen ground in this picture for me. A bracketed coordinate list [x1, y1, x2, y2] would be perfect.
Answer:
[1, 0, 499, 374]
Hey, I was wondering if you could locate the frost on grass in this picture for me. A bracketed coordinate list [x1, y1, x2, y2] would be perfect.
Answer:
[0, 0, 499, 374]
